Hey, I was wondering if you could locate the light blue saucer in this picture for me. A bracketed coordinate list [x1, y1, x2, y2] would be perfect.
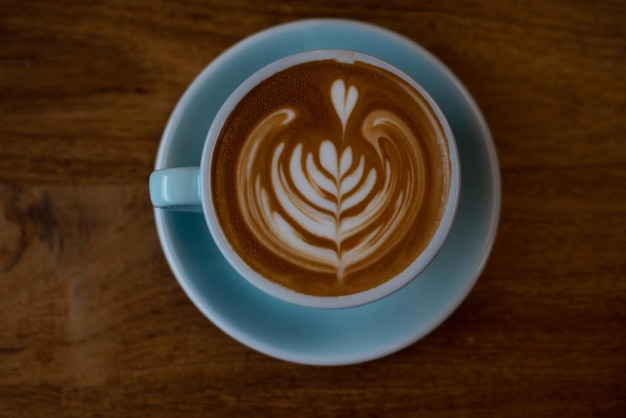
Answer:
[153, 19, 500, 365]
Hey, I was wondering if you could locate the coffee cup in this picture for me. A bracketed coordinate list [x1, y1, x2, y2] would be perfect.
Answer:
[150, 49, 460, 309]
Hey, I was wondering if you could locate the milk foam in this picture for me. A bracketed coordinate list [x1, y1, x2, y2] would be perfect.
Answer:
[235, 79, 427, 280]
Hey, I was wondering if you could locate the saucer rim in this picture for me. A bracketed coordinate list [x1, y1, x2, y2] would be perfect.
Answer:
[153, 18, 501, 366]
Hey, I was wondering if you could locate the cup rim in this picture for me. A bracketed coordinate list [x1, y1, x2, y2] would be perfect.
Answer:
[200, 48, 460, 309]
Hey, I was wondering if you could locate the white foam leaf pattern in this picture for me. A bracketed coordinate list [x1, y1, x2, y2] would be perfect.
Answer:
[235, 80, 425, 281]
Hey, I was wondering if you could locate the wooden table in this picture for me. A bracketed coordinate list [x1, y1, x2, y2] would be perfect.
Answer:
[2, 1, 625, 416]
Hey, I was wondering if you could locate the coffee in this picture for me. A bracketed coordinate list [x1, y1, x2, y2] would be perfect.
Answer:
[210, 58, 451, 297]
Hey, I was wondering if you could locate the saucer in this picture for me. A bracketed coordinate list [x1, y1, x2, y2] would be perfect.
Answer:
[153, 19, 500, 365]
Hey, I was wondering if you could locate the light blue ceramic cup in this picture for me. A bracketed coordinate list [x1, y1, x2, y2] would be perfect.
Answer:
[150, 49, 460, 309]
[150, 19, 500, 365]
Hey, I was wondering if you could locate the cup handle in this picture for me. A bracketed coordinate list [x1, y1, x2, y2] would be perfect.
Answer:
[149, 167, 202, 211]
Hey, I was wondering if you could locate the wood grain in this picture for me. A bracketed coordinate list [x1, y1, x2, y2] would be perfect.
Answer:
[1, 0, 625, 416]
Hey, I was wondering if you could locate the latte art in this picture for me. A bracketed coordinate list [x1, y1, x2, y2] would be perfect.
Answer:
[211, 59, 450, 296]
[237, 79, 426, 281]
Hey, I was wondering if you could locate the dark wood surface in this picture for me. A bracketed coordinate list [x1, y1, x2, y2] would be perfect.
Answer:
[2, 1, 625, 416]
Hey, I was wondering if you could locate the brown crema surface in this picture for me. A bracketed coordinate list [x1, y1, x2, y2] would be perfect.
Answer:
[211, 59, 451, 296]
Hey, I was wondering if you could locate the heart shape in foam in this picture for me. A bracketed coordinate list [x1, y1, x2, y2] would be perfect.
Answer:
[331, 79, 358, 132]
